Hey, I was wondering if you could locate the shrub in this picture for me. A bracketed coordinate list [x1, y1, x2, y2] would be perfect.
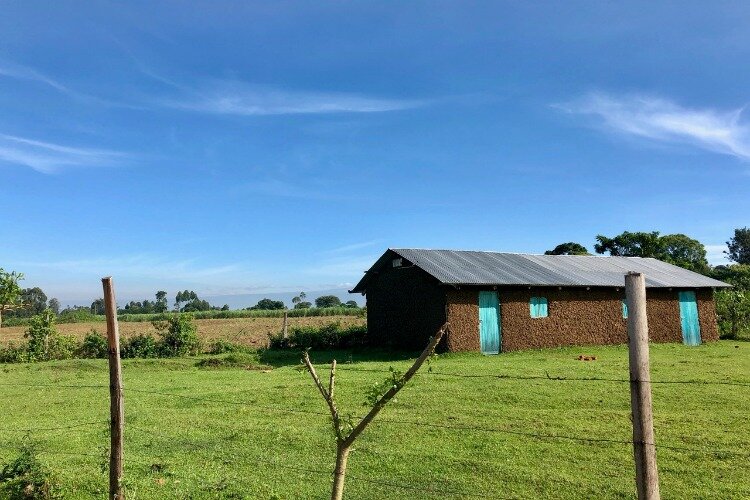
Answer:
[57, 307, 97, 323]
[77, 330, 108, 359]
[715, 289, 750, 340]
[269, 322, 368, 350]
[0, 343, 28, 364]
[0, 441, 59, 499]
[45, 335, 77, 361]
[24, 310, 60, 362]
[153, 314, 201, 357]
[121, 334, 159, 359]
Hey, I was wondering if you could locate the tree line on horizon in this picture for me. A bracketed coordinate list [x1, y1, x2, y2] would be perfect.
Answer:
[1, 228, 748, 334]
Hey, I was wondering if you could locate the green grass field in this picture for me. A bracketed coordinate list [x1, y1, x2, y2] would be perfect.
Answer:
[1, 341, 748, 499]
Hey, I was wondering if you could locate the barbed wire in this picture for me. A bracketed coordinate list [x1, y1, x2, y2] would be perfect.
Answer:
[0, 382, 746, 458]
[128, 423, 488, 498]
[121, 387, 750, 458]
[0, 420, 107, 433]
[335, 365, 750, 387]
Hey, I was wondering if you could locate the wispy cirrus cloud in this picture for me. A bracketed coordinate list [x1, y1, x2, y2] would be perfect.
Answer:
[0, 59, 138, 108]
[0, 134, 126, 174]
[158, 79, 422, 116]
[323, 240, 383, 255]
[0, 60, 69, 93]
[558, 92, 750, 161]
[17, 254, 241, 282]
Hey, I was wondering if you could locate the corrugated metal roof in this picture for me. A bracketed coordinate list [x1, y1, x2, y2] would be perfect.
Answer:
[350, 249, 730, 292]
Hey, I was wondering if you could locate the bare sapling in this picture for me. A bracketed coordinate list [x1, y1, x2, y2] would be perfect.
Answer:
[303, 323, 448, 500]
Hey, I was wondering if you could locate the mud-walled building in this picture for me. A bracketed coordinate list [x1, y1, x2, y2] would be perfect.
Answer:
[350, 249, 729, 353]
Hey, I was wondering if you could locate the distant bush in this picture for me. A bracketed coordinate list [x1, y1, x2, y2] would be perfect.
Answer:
[23, 310, 75, 362]
[152, 314, 201, 357]
[57, 307, 97, 323]
[45, 335, 77, 361]
[76, 330, 108, 359]
[0, 343, 27, 364]
[269, 322, 368, 350]
[120, 334, 159, 359]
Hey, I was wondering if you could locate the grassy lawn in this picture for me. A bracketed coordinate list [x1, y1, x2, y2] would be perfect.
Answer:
[0, 341, 748, 499]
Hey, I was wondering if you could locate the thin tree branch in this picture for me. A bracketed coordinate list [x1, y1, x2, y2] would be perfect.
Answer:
[343, 323, 448, 447]
[303, 351, 342, 440]
[329, 360, 336, 401]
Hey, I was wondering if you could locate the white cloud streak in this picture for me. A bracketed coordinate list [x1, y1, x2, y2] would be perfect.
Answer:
[0, 60, 69, 93]
[323, 240, 383, 255]
[160, 80, 421, 116]
[0, 134, 126, 174]
[17, 254, 241, 283]
[559, 92, 750, 161]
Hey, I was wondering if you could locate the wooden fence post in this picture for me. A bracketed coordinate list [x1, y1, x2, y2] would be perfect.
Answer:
[102, 277, 125, 500]
[282, 310, 289, 339]
[625, 272, 660, 500]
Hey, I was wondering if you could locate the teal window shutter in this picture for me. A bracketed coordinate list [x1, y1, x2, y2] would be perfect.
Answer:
[530, 297, 548, 318]
[539, 297, 548, 317]
[622, 300, 628, 319]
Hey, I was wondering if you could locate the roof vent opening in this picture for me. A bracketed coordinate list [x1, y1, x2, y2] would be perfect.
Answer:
[392, 258, 403, 268]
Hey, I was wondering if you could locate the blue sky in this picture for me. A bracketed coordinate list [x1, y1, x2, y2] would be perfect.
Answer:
[2, 2, 749, 306]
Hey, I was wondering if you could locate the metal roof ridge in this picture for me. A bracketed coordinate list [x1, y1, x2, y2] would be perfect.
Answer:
[392, 248, 644, 258]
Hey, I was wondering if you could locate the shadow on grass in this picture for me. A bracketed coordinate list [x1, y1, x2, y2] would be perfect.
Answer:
[258, 347, 422, 368]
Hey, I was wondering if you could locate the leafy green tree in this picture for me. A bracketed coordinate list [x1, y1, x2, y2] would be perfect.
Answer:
[344, 300, 359, 308]
[659, 233, 709, 273]
[594, 231, 708, 273]
[47, 298, 60, 315]
[594, 231, 663, 257]
[181, 298, 211, 312]
[315, 295, 342, 308]
[0, 268, 24, 328]
[175, 290, 197, 311]
[155, 291, 168, 313]
[91, 298, 106, 315]
[249, 298, 285, 310]
[711, 264, 750, 289]
[544, 242, 590, 255]
[20, 287, 47, 317]
[294, 301, 312, 309]
[726, 227, 750, 264]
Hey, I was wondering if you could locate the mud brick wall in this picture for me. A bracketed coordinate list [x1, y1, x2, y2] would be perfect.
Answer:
[497, 287, 627, 351]
[444, 286, 719, 352]
[445, 289, 481, 352]
[365, 265, 447, 350]
[696, 288, 719, 342]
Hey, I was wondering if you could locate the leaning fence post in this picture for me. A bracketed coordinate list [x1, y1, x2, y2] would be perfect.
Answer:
[102, 277, 125, 500]
[282, 310, 289, 339]
[625, 272, 660, 500]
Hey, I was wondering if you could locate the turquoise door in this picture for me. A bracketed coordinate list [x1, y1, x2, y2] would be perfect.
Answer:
[678, 291, 701, 346]
[478, 291, 501, 354]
